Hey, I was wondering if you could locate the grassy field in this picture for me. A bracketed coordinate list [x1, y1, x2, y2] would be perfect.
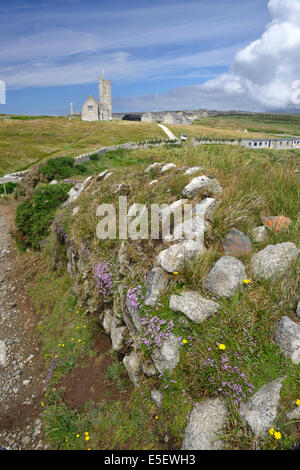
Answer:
[11, 141, 299, 450]
[192, 113, 300, 136]
[0, 117, 165, 177]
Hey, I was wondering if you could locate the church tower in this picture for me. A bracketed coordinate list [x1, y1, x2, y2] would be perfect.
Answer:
[98, 76, 112, 121]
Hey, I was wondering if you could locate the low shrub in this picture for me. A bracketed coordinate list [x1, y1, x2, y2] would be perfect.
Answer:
[39, 157, 87, 181]
[14, 183, 71, 249]
[0, 182, 17, 194]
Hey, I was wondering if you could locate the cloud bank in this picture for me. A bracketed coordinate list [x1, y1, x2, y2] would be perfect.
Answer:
[115, 0, 300, 111]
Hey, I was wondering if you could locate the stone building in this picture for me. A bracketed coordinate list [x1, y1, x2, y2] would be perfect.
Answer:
[81, 75, 112, 122]
[241, 138, 300, 149]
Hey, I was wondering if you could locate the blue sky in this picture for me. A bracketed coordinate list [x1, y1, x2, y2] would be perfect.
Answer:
[1, 0, 300, 114]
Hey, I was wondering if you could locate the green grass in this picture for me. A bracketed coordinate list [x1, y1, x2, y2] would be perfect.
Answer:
[0, 117, 165, 177]
[21, 140, 300, 450]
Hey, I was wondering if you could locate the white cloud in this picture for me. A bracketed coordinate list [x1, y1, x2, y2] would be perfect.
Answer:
[115, 0, 300, 111]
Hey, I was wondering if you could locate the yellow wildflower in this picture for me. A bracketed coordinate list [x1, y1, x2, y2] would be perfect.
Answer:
[173, 272, 179, 275]
[41, 401, 44, 407]
[78, 339, 82, 343]
[269, 428, 275, 435]
[76, 434, 80, 438]
[243, 279, 251, 284]
[155, 416, 159, 420]
[182, 339, 188, 344]
[218, 344, 226, 350]
[85, 436, 90, 441]
[274, 431, 281, 440]
[85, 432, 89, 436]
[296, 399, 300, 406]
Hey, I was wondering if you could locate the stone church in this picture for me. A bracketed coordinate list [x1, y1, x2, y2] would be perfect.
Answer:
[80, 76, 112, 121]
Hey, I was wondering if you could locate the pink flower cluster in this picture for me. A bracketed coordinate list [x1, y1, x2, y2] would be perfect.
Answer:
[93, 260, 115, 300]
[204, 349, 255, 406]
[139, 314, 174, 352]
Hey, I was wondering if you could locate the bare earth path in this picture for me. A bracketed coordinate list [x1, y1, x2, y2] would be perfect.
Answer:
[0, 201, 48, 450]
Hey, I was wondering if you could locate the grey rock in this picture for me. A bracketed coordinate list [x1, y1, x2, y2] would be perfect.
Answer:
[239, 377, 284, 436]
[151, 389, 163, 408]
[123, 350, 141, 387]
[204, 256, 247, 298]
[182, 175, 222, 199]
[151, 333, 181, 373]
[102, 309, 113, 335]
[140, 360, 157, 377]
[184, 167, 204, 176]
[145, 267, 169, 307]
[117, 241, 129, 275]
[110, 318, 128, 353]
[182, 398, 228, 450]
[126, 294, 143, 332]
[144, 162, 165, 174]
[296, 301, 300, 319]
[251, 242, 300, 282]
[96, 169, 110, 181]
[251, 226, 268, 243]
[49, 180, 58, 185]
[161, 163, 176, 173]
[0, 341, 5, 366]
[286, 407, 300, 420]
[274, 316, 300, 364]
[157, 240, 205, 273]
[169, 291, 220, 324]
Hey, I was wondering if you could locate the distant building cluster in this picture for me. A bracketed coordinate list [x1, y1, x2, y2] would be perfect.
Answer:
[241, 138, 300, 149]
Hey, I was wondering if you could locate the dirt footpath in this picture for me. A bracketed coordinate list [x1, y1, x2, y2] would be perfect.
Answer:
[0, 200, 48, 450]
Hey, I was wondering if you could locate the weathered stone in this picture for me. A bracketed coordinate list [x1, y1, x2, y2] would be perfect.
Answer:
[239, 377, 285, 436]
[110, 318, 128, 353]
[169, 291, 220, 324]
[103, 172, 113, 180]
[49, 180, 58, 185]
[0, 340, 5, 366]
[126, 294, 143, 332]
[182, 175, 222, 199]
[117, 241, 129, 275]
[64, 176, 93, 205]
[144, 267, 169, 307]
[114, 183, 130, 195]
[149, 179, 158, 186]
[251, 242, 300, 282]
[123, 350, 141, 387]
[151, 333, 181, 373]
[151, 389, 163, 408]
[222, 229, 252, 256]
[161, 163, 177, 173]
[184, 167, 204, 176]
[182, 398, 228, 450]
[286, 407, 300, 420]
[102, 309, 113, 335]
[274, 316, 300, 364]
[203, 256, 247, 298]
[96, 169, 110, 181]
[251, 226, 268, 243]
[157, 240, 205, 273]
[296, 301, 300, 319]
[144, 162, 165, 174]
[262, 216, 292, 233]
[140, 360, 157, 377]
